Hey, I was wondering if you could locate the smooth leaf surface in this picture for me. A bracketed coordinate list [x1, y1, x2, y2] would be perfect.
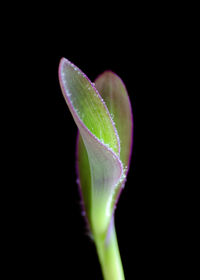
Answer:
[95, 71, 133, 207]
[95, 71, 133, 170]
[59, 58, 123, 235]
[59, 58, 119, 156]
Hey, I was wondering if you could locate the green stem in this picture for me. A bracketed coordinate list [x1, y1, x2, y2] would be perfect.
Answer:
[94, 218, 125, 280]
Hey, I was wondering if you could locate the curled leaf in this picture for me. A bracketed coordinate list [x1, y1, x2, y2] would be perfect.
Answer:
[95, 71, 133, 207]
[59, 58, 125, 235]
[59, 58, 133, 280]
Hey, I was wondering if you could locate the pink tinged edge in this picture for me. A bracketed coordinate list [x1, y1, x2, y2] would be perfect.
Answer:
[75, 131, 92, 236]
[58, 58, 123, 179]
[115, 88, 134, 206]
[58, 57, 124, 233]
[59, 57, 121, 157]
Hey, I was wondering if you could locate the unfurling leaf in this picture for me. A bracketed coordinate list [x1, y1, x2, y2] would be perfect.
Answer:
[58, 58, 133, 280]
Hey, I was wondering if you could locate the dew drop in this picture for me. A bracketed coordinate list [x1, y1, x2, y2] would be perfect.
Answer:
[81, 211, 86, 216]
[76, 178, 80, 184]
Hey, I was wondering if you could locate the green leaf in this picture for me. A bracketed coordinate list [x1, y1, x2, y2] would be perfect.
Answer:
[59, 58, 123, 235]
[59, 59, 134, 280]
[95, 71, 133, 171]
[76, 69, 133, 236]
[95, 71, 133, 207]
[59, 58, 120, 156]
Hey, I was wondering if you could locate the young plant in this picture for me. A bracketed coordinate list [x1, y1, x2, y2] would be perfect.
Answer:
[58, 58, 133, 280]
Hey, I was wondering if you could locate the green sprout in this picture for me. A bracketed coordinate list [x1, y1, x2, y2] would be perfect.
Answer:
[58, 58, 133, 280]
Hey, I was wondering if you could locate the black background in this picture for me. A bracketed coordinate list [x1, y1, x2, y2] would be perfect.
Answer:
[3, 4, 189, 279]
